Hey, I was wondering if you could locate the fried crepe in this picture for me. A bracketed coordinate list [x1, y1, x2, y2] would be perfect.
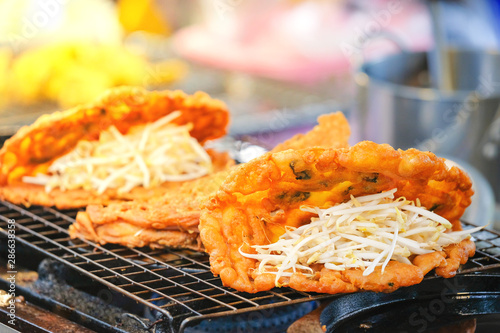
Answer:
[199, 141, 476, 294]
[69, 112, 351, 250]
[71, 170, 231, 250]
[0, 86, 231, 209]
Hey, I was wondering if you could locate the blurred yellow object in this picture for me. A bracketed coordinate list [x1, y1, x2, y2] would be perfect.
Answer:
[144, 59, 189, 87]
[5, 42, 187, 108]
[0, 0, 123, 51]
[0, 49, 13, 107]
[118, 0, 171, 36]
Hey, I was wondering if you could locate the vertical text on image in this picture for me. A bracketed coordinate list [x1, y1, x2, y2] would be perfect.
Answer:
[6, 218, 17, 326]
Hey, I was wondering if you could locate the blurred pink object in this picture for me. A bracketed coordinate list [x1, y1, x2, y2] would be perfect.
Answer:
[173, 0, 432, 84]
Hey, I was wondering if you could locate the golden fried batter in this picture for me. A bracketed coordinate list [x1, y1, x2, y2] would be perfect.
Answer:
[73, 213, 202, 251]
[0, 87, 231, 207]
[270, 112, 350, 152]
[0, 149, 233, 209]
[199, 142, 474, 293]
[435, 239, 476, 278]
[69, 112, 351, 249]
[69, 169, 231, 247]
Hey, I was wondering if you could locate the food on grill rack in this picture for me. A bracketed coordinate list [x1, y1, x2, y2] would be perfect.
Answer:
[69, 112, 351, 250]
[199, 141, 478, 293]
[71, 170, 230, 251]
[0, 86, 231, 209]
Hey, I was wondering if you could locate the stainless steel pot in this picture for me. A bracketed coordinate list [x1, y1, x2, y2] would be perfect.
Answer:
[354, 50, 500, 207]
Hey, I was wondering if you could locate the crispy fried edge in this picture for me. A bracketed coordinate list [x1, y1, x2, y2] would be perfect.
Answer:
[72, 213, 203, 251]
[270, 111, 350, 152]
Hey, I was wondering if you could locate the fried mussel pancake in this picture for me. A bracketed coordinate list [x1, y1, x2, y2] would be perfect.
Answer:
[0, 86, 230, 208]
[199, 141, 475, 293]
[70, 112, 351, 249]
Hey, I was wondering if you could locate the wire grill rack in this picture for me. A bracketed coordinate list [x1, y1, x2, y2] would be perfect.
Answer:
[1, 200, 500, 332]
[0, 201, 334, 332]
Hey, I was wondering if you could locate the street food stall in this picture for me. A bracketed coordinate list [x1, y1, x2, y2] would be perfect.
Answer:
[0, 1, 500, 332]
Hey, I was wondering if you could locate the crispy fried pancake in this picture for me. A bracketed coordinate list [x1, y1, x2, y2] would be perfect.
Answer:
[199, 142, 474, 293]
[0, 87, 231, 208]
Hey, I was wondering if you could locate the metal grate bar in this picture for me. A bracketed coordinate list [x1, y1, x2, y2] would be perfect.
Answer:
[472, 247, 500, 261]
[0, 203, 204, 317]
[110, 252, 240, 311]
[42, 206, 79, 222]
[0, 223, 175, 324]
[129, 247, 261, 307]
[121, 251, 164, 258]
[63, 247, 129, 258]
[267, 290, 293, 301]
[160, 248, 212, 270]
[0, 214, 197, 318]
[133, 280, 221, 298]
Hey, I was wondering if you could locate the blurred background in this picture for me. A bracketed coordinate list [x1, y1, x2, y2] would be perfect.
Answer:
[0, 0, 499, 227]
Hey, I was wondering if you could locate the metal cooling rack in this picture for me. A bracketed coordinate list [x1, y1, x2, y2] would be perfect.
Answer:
[0, 201, 334, 332]
[1, 201, 500, 332]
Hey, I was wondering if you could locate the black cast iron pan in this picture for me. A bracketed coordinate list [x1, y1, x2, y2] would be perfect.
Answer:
[320, 273, 500, 332]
